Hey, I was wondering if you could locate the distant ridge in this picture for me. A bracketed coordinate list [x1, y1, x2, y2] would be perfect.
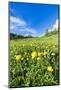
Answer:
[46, 30, 58, 37]
[10, 33, 33, 39]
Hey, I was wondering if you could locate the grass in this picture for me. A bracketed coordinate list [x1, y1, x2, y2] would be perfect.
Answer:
[10, 32, 58, 47]
[9, 31, 59, 88]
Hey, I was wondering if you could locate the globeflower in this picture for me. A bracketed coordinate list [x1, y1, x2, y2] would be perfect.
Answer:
[31, 51, 38, 59]
[16, 55, 21, 61]
[47, 66, 53, 72]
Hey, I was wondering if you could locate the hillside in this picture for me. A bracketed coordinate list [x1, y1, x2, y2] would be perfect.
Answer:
[10, 33, 33, 39]
[45, 30, 58, 36]
[10, 31, 58, 47]
[10, 30, 59, 87]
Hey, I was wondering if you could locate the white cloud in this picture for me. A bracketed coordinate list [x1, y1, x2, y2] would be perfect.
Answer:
[52, 19, 59, 30]
[10, 16, 27, 27]
[10, 16, 37, 36]
[25, 28, 36, 34]
[48, 19, 59, 32]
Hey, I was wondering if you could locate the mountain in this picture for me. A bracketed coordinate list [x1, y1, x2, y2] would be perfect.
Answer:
[10, 33, 33, 39]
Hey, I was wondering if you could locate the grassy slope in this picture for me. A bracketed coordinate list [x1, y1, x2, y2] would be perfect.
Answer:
[10, 31, 59, 87]
[10, 31, 58, 47]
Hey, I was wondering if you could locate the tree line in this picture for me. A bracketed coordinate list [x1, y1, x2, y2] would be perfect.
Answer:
[10, 33, 33, 39]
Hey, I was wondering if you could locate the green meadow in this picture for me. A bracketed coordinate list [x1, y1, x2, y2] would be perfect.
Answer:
[9, 31, 59, 87]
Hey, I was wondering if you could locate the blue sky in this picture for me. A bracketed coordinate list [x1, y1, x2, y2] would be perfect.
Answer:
[9, 2, 59, 37]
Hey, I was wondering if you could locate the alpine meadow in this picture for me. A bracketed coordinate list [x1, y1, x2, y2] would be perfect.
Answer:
[9, 2, 59, 88]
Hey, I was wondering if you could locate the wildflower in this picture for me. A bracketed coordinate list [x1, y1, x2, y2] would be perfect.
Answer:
[53, 45, 55, 48]
[23, 44, 25, 47]
[11, 50, 13, 54]
[47, 66, 53, 72]
[37, 57, 40, 60]
[44, 51, 48, 56]
[30, 44, 32, 46]
[46, 46, 48, 48]
[16, 55, 21, 61]
[38, 52, 43, 56]
[38, 52, 41, 56]
[31, 51, 38, 59]
[51, 53, 55, 56]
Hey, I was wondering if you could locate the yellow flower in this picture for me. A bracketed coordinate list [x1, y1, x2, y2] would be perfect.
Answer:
[30, 44, 32, 46]
[11, 50, 13, 54]
[38, 52, 43, 56]
[38, 52, 41, 56]
[53, 45, 55, 48]
[31, 51, 38, 59]
[51, 53, 55, 56]
[37, 57, 40, 60]
[47, 66, 53, 72]
[44, 51, 48, 56]
[46, 46, 48, 48]
[16, 55, 21, 61]
[23, 44, 25, 47]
